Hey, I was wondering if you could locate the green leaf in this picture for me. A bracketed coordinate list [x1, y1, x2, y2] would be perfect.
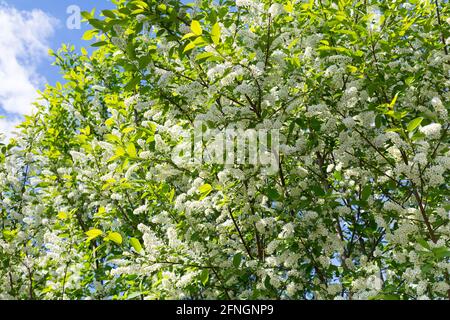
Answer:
[88, 18, 104, 30]
[82, 125, 90, 136]
[91, 41, 109, 47]
[267, 188, 281, 201]
[211, 22, 221, 45]
[333, 171, 343, 181]
[122, 127, 135, 134]
[183, 41, 196, 53]
[81, 11, 94, 20]
[102, 178, 116, 190]
[109, 146, 125, 162]
[288, 38, 299, 49]
[361, 185, 371, 201]
[105, 232, 122, 245]
[130, 238, 143, 253]
[369, 294, 401, 300]
[101, 10, 115, 18]
[417, 237, 430, 250]
[233, 253, 242, 268]
[195, 51, 214, 61]
[375, 114, 383, 128]
[421, 264, 433, 274]
[353, 50, 364, 57]
[346, 65, 358, 73]
[191, 20, 202, 36]
[57, 211, 68, 220]
[127, 291, 145, 300]
[193, 36, 207, 46]
[133, 0, 149, 9]
[104, 134, 120, 143]
[284, 1, 294, 13]
[318, 45, 349, 54]
[199, 269, 209, 285]
[264, 276, 274, 291]
[124, 77, 140, 91]
[181, 32, 197, 40]
[432, 247, 450, 259]
[82, 29, 97, 41]
[168, 188, 175, 203]
[198, 184, 212, 195]
[389, 93, 399, 109]
[126, 142, 137, 158]
[85, 229, 103, 241]
[407, 117, 423, 132]
[405, 76, 415, 86]
[105, 118, 115, 127]
[311, 185, 325, 196]
[126, 42, 136, 59]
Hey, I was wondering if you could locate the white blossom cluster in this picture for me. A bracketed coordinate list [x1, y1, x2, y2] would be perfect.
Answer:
[0, 0, 449, 300]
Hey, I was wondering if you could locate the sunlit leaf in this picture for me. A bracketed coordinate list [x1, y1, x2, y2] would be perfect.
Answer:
[85, 229, 103, 241]
[105, 232, 122, 245]
[130, 238, 143, 253]
[211, 22, 221, 45]
[191, 20, 202, 36]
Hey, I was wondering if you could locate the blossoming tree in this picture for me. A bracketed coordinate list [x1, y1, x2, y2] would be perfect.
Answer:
[0, 0, 449, 300]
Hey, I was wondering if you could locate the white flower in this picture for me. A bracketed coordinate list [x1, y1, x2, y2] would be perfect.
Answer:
[326, 164, 335, 173]
[279, 223, 295, 239]
[304, 46, 314, 59]
[111, 36, 125, 49]
[217, 170, 229, 183]
[419, 123, 441, 138]
[125, 163, 140, 180]
[255, 219, 267, 233]
[413, 153, 427, 165]
[342, 117, 356, 128]
[70, 151, 87, 163]
[286, 283, 298, 297]
[136, 14, 146, 23]
[268, 3, 284, 16]
[236, 0, 254, 8]
[133, 205, 147, 215]
[124, 94, 139, 107]
[139, 151, 152, 159]
[206, 62, 230, 80]
[431, 97, 443, 108]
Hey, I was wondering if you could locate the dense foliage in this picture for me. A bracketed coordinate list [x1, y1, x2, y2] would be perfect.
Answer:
[0, 0, 449, 300]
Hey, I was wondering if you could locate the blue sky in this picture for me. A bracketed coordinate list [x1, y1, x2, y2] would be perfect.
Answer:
[0, 0, 114, 140]
[6, 0, 114, 85]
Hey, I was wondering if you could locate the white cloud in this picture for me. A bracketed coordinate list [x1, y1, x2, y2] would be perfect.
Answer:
[0, 116, 21, 142]
[0, 3, 58, 141]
